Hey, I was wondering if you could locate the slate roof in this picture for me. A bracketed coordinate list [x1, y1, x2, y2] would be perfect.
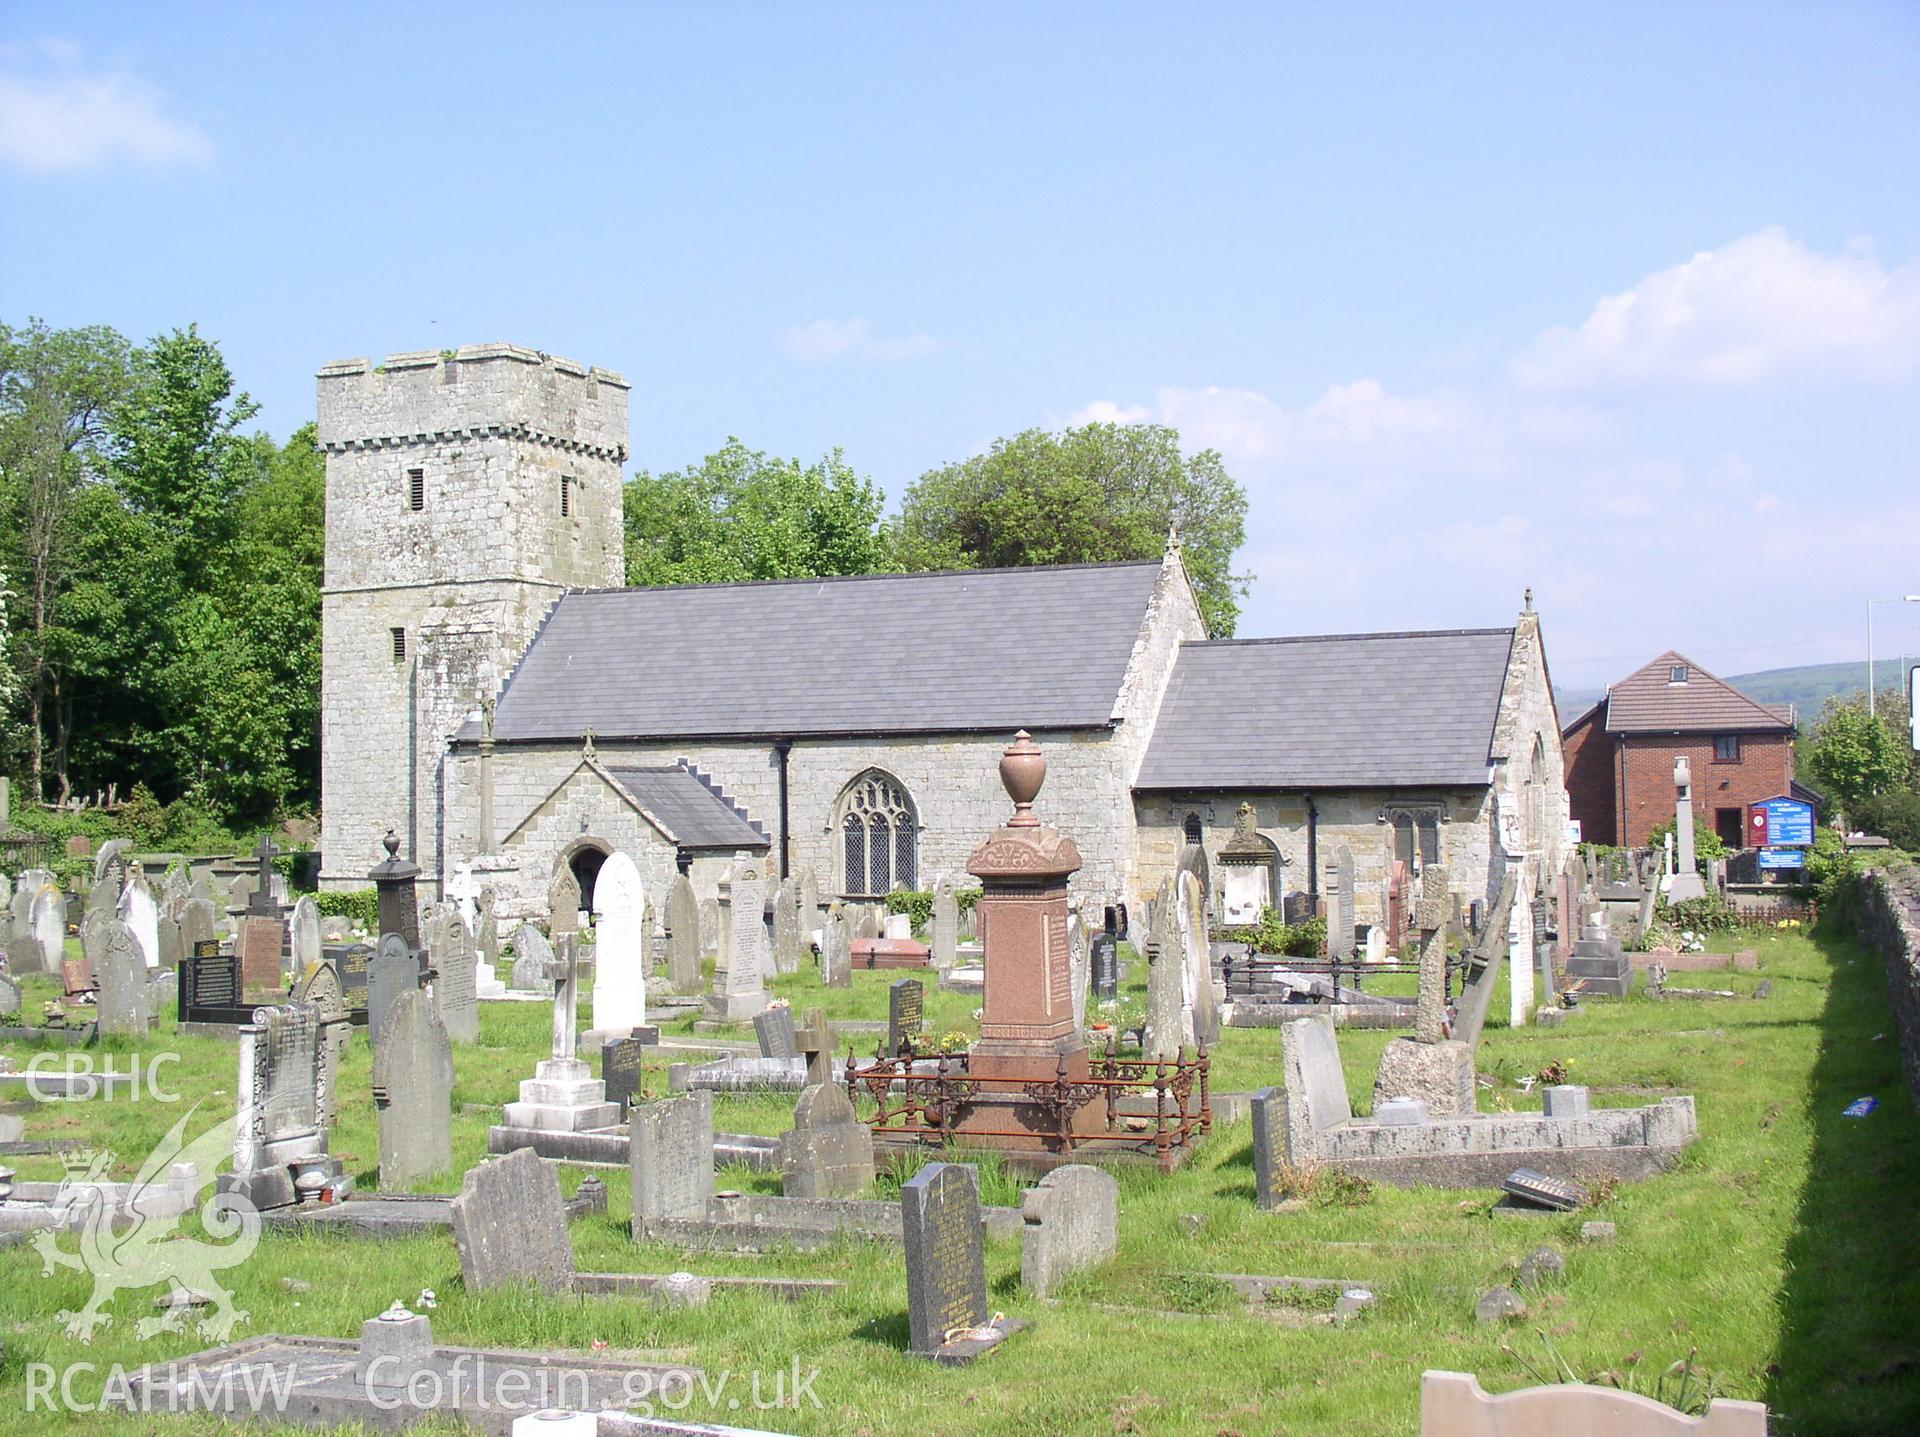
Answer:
[1135, 628, 1517, 790]
[478, 561, 1163, 742]
[1597, 651, 1794, 735]
[605, 766, 768, 851]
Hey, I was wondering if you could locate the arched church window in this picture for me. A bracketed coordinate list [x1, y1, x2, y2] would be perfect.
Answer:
[1528, 735, 1548, 850]
[1183, 814, 1203, 846]
[836, 770, 918, 897]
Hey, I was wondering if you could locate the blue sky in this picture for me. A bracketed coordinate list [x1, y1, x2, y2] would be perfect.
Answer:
[4, 3, 1917, 690]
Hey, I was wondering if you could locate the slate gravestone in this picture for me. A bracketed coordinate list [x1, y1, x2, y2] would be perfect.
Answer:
[372, 988, 454, 1188]
[1502, 1167, 1588, 1211]
[1325, 844, 1356, 958]
[366, 935, 416, 1050]
[667, 874, 702, 994]
[888, 979, 925, 1058]
[181, 944, 249, 1026]
[779, 1082, 875, 1200]
[547, 865, 581, 937]
[510, 924, 555, 993]
[772, 879, 802, 976]
[902, 1162, 989, 1358]
[338, 942, 372, 1005]
[449, 1146, 574, 1293]
[821, 907, 852, 989]
[1020, 1165, 1118, 1298]
[432, 916, 480, 1045]
[95, 919, 151, 1036]
[755, 1005, 799, 1061]
[239, 915, 286, 996]
[592, 851, 649, 1035]
[1250, 1085, 1286, 1209]
[290, 897, 323, 978]
[629, 1089, 715, 1230]
[931, 874, 959, 970]
[601, 1036, 645, 1115]
[1092, 932, 1119, 1001]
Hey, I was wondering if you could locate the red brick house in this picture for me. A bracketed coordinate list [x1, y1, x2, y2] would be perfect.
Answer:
[1562, 651, 1796, 849]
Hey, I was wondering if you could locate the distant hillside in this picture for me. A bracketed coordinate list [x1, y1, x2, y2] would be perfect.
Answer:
[1556, 659, 1896, 726]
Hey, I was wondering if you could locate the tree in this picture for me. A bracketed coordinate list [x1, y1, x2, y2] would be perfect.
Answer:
[0, 320, 133, 800]
[624, 438, 891, 586]
[1805, 699, 1911, 814]
[892, 421, 1250, 636]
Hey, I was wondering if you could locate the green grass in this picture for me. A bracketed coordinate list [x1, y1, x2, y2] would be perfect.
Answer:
[2, 923, 1917, 1434]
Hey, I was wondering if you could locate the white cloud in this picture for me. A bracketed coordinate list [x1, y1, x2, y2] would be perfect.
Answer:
[1066, 399, 1150, 427]
[1514, 227, 1920, 390]
[780, 317, 940, 363]
[0, 40, 211, 173]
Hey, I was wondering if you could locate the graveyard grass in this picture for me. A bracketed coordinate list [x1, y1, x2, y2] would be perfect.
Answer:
[3, 924, 1918, 1436]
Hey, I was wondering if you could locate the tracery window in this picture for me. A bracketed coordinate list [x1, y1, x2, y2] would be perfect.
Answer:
[837, 770, 918, 896]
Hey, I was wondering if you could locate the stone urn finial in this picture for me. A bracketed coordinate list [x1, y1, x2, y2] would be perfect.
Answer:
[382, 829, 401, 861]
[999, 730, 1046, 828]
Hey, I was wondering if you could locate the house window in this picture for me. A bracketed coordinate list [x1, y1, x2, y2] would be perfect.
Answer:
[836, 770, 917, 897]
[390, 627, 407, 661]
[1713, 735, 1740, 762]
[1389, 810, 1441, 870]
[1182, 814, 1203, 846]
[1669, 664, 1689, 684]
[559, 475, 572, 517]
[407, 467, 425, 511]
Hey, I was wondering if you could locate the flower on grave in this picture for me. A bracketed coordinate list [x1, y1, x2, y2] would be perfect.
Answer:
[415, 1289, 437, 1310]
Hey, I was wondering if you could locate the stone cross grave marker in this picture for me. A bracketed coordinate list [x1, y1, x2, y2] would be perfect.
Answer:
[797, 1007, 837, 1086]
[450, 1146, 574, 1293]
[667, 873, 701, 994]
[1371, 864, 1476, 1117]
[373, 987, 454, 1188]
[591, 851, 648, 1036]
[902, 1162, 990, 1359]
[629, 1089, 714, 1231]
[889, 978, 925, 1058]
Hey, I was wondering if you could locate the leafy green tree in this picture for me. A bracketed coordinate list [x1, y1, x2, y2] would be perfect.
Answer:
[1805, 700, 1911, 814]
[0, 319, 133, 800]
[892, 421, 1250, 636]
[624, 438, 891, 585]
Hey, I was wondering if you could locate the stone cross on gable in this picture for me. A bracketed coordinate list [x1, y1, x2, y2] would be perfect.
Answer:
[546, 933, 580, 1062]
[1414, 864, 1450, 1045]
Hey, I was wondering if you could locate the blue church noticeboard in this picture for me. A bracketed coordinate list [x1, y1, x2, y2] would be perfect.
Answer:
[1755, 796, 1815, 847]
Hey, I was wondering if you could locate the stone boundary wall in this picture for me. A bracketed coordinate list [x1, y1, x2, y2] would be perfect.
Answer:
[1858, 863, 1920, 1104]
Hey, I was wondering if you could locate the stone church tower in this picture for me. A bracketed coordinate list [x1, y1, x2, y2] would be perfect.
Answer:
[317, 344, 629, 892]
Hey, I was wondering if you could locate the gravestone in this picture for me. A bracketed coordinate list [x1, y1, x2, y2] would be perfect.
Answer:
[591, 851, 648, 1035]
[1092, 931, 1119, 1000]
[431, 912, 480, 1045]
[798, 1007, 837, 1086]
[1372, 864, 1475, 1117]
[155, 908, 184, 969]
[510, 924, 555, 993]
[889, 978, 925, 1058]
[902, 1162, 990, 1359]
[601, 1036, 645, 1115]
[180, 896, 219, 953]
[62, 951, 98, 1000]
[497, 935, 620, 1136]
[337, 942, 372, 1006]
[30, 886, 66, 973]
[449, 1147, 574, 1293]
[1324, 844, 1355, 958]
[629, 1089, 714, 1230]
[366, 934, 417, 1050]
[474, 888, 501, 990]
[931, 873, 959, 970]
[0, 972, 19, 1016]
[118, 873, 160, 969]
[1145, 877, 1184, 1059]
[95, 919, 152, 1035]
[239, 915, 286, 996]
[224, 1000, 345, 1210]
[1250, 1085, 1286, 1209]
[1180, 871, 1219, 1048]
[821, 905, 852, 989]
[290, 897, 323, 979]
[771, 879, 802, 976]
[705, 862, 769, 1023]
[1019, 1165, 1117, 1297]
[755, 1004, 799, 1061]
[779, 1082, 874, 1200]
[797, 865, 821, 936]
[547, 865, 581, 937]
[181, 945, 249, 1026]
[372, 987, 455, 1187]
[855, 905, 880, 941]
